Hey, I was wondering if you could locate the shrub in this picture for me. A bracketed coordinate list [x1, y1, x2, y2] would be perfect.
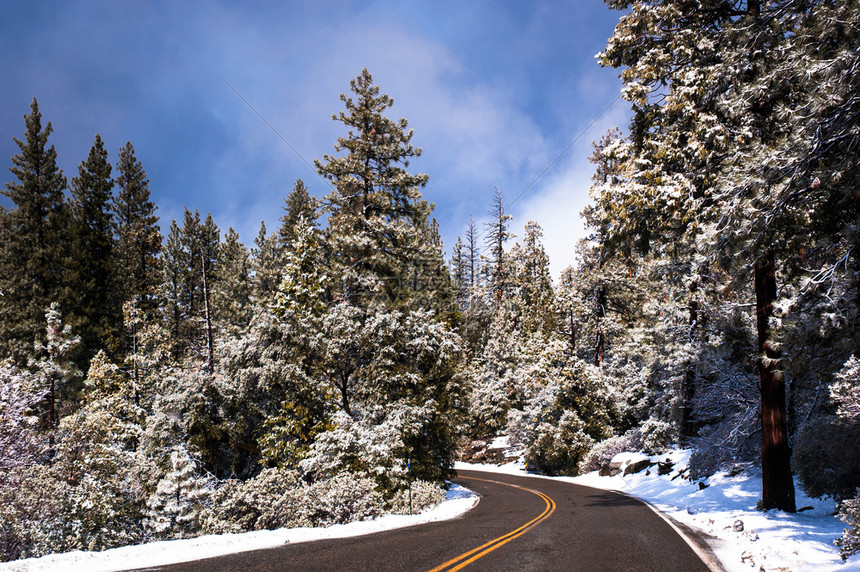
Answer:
[794, 415, 860, 499]
[202, 469, 385, 533]
[581, 430, 643, 474]
[837, 488, 860, 560]
[640, 418, 674, 454]
[388, 480, 446, 514]
[295, 472, 385, 527]
[200, 467, 302, 533]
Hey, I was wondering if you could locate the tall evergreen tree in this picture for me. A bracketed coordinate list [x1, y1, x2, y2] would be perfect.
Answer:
[450, 237, 467, 309]
[214, 228, 252, 335]
[509, 221, 555, 336]
[0, 99, 70, 360]
[250, 221, 281, 304]
[277, 178, 318, 249]
[464, 214, 480, 294]
[316, 68, 441, 309]
[68, 134, 116, 358]
[112, 142, 161, 317]
[180, 210, 220, 370]
[484, 187, 514, 306]
[161, 220, 187, 358]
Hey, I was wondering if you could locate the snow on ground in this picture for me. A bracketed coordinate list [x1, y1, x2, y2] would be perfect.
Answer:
[0, 484, 478, 572]
[457, 450, 860, 572]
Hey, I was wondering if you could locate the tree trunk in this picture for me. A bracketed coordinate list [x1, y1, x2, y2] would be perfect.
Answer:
[681, 300, 698, 440]
[755, 251, 796, 513]
[569, 311, 577, 355]
[595, 284, 606, 367]
[201, 253, 214, 375]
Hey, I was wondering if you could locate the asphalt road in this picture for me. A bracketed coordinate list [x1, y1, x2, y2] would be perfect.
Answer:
[132, 469, 716, 572]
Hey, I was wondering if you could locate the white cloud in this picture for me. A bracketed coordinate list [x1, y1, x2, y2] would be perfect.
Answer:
[513, 103, 628, 280]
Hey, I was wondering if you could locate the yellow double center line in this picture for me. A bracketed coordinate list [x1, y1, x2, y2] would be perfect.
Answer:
[428, 476, 557, 572]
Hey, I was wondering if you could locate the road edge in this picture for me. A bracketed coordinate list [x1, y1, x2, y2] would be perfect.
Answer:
[611, 489, 727, 572]
[465, 467, 728, 572]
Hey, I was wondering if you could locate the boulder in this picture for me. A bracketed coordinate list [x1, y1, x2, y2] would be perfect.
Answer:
[623, 459, 653, 476]
[657, 460, 674, 475]
[599, 460, 624, 476]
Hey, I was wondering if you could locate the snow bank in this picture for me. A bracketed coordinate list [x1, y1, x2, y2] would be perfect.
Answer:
[0, 484, 478, 572]
[459, 450, 860, 571]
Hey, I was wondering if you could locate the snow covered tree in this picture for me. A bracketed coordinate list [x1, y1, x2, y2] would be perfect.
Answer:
[591, 0, 860, 511]
[316, 69, 445, 309]
[250, 220, 281, 304]
[508, 221, 555, 336]
[30, 304, 81, 448]
[214, 228, 252, 336]
[145, 447, 211, 539]
[278, 178, 319, 249]
[0, 361, 45, 469]
[484, 187, 514, 306]
[258, 217, 333, 466]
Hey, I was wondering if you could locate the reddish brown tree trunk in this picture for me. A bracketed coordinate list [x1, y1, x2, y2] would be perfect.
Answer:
[755, 251, 796, 513]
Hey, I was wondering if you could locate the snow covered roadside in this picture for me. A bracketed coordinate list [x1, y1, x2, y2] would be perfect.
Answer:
[0, 484, 478, 572]
[456, 451, 860, 572]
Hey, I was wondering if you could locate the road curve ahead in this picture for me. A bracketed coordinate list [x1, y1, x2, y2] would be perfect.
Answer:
[133, 469, 715, 572]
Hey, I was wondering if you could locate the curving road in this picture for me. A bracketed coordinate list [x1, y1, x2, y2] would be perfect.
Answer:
[132, 469, 717, 572]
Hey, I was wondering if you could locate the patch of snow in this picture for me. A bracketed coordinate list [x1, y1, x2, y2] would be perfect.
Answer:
[610, 451, 650, 465]
[460, 448, 860, 572]
[0, 484, 479, 572]
[488, 435, 510, 449]
[455, 458, 527, 475]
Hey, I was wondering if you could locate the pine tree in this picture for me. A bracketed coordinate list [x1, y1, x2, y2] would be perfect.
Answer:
[112, 142, 161, 318]
[510, 221, 555, 336]
[278, 178, 318, 249]
[484, 187, 514, 306]
[0, 99, 70, 360]
[591, 0, 860, 511]
[145, 448, 210, 539]
[450, 237, 467, 308]
[316, 68, 439, 309]
[180, 210, 220, 371]
[29, 304, 81, 452]
[214, 228, 252, 335]
[251, 220, 281, 304]
[68, 134, 116, 358]
[161, 220, 187, 357]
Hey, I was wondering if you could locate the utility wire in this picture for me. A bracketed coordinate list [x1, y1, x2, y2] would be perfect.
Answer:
[504, 93, 623, 213]
[470, 92, 624, 253]
[227, 78, 624, 256]
[224, 80, 335, 193]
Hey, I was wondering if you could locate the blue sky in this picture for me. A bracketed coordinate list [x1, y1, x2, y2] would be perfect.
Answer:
[0, 0, 628, 278]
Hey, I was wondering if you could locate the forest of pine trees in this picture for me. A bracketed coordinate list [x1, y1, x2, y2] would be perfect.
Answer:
[1, 0, 859, 562]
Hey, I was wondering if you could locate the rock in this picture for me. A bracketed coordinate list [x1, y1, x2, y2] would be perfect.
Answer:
[599, 461, 623, 476]
[698, 481, 709, 490]
[657, 460, 674, 475]
[623, 459, 652, 476]
[733, 519, 744, 532]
